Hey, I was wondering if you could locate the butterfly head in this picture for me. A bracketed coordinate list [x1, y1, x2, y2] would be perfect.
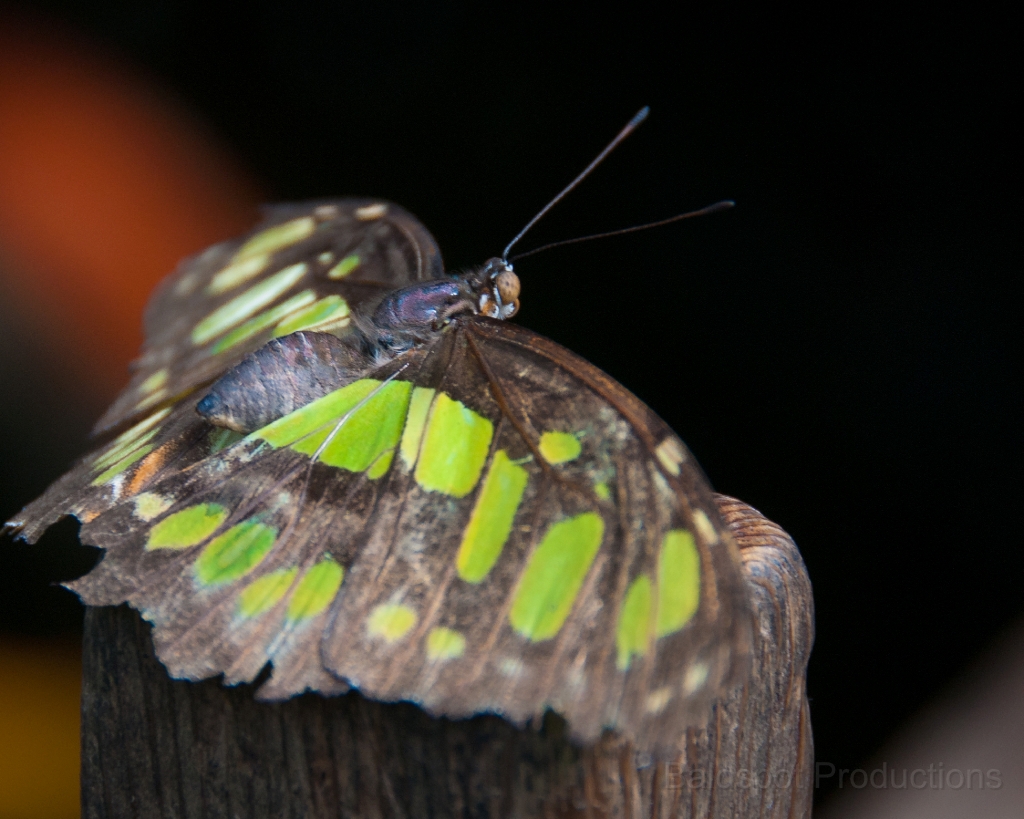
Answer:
[468, 257, 520, 320]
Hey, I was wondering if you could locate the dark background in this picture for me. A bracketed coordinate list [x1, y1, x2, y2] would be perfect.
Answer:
[0, 1, 1018, 807]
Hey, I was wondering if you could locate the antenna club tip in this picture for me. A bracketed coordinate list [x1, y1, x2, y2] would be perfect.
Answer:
[630, 107, 651, 127]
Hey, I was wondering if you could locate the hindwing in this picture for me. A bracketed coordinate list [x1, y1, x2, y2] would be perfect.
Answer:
[94, 198, 443, 434]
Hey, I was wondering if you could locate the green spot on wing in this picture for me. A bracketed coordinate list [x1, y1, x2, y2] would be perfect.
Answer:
[234, 216, 315, 262]
[509, 512, 604, 641]
[134, 492, 173, 522]
[147, 503, 228, 550]
[366, 449, 395, 480]
[616, 574, 653, 669]
[139, 368, 168, 395]
[273, 294, 349, 336]
[415, 393, 493, 498]
[91, 444, 155, 485]
[367, 604, 417, 642]
[238, 567, 298, 618]
[286, 559, 344, 621]
[656, 529, 700, 636]
[195, 520, 276, 586]
[399, 387, 436, 470]
[595, 481, 611, 501]
[253, 379, 412, 475]
[538, 431, 581, 464]
[426, 627, 466, 661]
[105, 407, 170, 451]
[92, 428, 159, 471]
[327, 254, 360, 279]
[193, 263, 308, 345]
[207, 254, 270, 295]
[457, 450, 528, 582]
[210, 289, 316, 353]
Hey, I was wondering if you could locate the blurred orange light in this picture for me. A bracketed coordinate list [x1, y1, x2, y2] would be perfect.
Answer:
[0, 16, 262, 399]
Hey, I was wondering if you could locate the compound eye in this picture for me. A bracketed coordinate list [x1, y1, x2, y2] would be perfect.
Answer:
[495, 270, 521, 304]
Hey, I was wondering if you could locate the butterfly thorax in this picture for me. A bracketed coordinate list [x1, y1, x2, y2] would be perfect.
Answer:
[197, 259, 520, 434]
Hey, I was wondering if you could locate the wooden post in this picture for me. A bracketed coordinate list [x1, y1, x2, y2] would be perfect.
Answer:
[81, 496, 814, 818]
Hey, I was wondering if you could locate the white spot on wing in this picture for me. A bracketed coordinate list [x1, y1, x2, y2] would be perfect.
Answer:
[355, 203, 388, 221]
[645, 686, 673, 714]
[692, 510, 719, 545]
[655, 436, 686, 476]
[683, 661, 710, 695]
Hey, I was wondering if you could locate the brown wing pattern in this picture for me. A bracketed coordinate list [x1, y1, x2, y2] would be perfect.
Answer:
[317, 319, 752, 752]
[93, 198, 443, 435]
[10, 315, 750, 755]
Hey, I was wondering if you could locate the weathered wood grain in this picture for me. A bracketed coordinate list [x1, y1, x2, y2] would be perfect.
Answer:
[81, 495, 813, 818]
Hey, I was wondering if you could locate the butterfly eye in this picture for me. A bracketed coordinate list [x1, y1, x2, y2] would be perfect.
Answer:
[495, 270, 521, 304]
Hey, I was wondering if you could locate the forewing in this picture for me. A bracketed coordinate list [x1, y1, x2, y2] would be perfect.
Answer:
[318, 319, 753, 753]
[94, 198, 443, 434]
[7, 316, 750, 756]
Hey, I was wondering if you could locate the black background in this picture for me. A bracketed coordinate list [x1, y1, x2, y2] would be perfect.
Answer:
[1, 1, 1018, 805]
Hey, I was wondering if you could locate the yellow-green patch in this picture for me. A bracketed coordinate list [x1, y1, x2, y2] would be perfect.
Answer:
[147, 503, 228, 550]
[595, 481, 611, 501]
[415, 393, 494, 498]
[273, 294, 349, 336]
[538, 431, 582, 464]
[138, 368, 168, 395]
[210, 289, 316, 353]
[254, 379, 412, 473]
[398, 387, 436, 470]
[195, 519, 277, 586]
[616, 574, 653, 669]
[327, 254, 360, 279]
[234, 216, 315, 262]
[366, 449, 395, 480]
[134, 387, 168, 412]
[238, 567, 298, 618]
[207, 254, 269, 295]
[509, 512, 605, 641]
[134, 492, 174, 522]
[367, 603, 417, 642]
[457, 450, 528, 582]
[655, 529, 700, 636]
[91, 444, 156, 485]
[287, 559, 344, 621]
[92, 427, 160, 472]
[192, 263, 308, 345]
[105, 407, 170, 450]
[426, 627, 466, 661]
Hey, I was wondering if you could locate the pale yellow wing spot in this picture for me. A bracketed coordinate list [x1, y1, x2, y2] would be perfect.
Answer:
[692, 510, 719, 545]
[655, 436, 686, 475]
[683, 661, 710, 695]
[645, 686, 673, 714]
[355, 203, 388, 221]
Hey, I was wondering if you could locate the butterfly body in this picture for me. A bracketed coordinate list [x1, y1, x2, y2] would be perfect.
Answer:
[6, 199, 751, 755]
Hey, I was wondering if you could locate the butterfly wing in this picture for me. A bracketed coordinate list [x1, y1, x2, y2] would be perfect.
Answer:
[94, 198, 443, 434]
[317, 318, 753, 752]
[8, 199, 442, 541]
[10, 313, 750, 754]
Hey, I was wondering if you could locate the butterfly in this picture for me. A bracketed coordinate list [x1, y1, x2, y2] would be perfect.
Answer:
[5, 127, 752, 757]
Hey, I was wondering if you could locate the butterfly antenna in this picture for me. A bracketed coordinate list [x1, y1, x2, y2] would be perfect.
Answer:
[510, 200, 735, 262]
[502, 106, 650, 262]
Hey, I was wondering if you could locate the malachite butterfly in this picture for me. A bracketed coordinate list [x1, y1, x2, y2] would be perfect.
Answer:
[6, 133, 752, 755]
